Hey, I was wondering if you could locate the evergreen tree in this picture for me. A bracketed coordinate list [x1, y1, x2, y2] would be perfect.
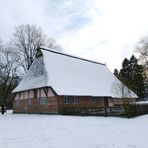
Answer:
[119, 58, 131, 88]
[129, 55, 145, 98]
[113, 68, 119, 78]
[114, 55, 145, 99]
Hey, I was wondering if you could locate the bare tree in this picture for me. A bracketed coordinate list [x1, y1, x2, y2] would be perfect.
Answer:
[13, 24, 62, 73]
[112, 80, 137, 116]
[112, 80, 134, 99]
[0, 41, 21, 105]
[136, 37, 148, 65]
[136, 36, 148, 85]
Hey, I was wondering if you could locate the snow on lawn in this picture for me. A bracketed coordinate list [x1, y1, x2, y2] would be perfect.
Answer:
[0, 111, 148, 148]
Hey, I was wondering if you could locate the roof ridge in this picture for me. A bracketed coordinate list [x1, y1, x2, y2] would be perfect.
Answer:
[40, 47, 106, 66]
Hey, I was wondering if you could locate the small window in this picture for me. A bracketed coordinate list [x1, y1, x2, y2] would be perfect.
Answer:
[64, 96, 78, 104]
[16, 100, 20, 106]
[72, 97, 75, 103]
[64, 96, 69, 104]
[28, 98, 32, 106]
[91, 97, 103, 103]
[39, 97, 48, 105]
[91, 97, 98, 103]
[72, 97, 77, 104]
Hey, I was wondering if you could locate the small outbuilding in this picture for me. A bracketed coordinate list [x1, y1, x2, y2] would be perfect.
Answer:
[12, 48, 137, 115]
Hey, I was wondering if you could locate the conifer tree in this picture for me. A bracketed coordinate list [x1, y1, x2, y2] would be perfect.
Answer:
[114, 55, 145, 99]
[129, 55, 145, 98]
[113, 68, 119, 78]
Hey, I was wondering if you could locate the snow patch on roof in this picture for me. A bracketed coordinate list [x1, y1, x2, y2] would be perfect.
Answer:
[13, 48, 138, 98]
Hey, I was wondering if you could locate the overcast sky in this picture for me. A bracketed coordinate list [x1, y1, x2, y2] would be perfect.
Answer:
[1, 0, 148, 71]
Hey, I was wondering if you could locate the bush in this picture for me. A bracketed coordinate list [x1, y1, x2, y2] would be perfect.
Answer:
[123, 103, 148, 118]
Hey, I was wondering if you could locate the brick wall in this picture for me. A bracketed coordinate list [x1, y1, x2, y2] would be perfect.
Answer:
[13, 96, 58, 114]
[13, 88, 136, 115]
[57, 96, 136, 116]
[58, 96, 105, 105]
[58, 96, 106, 115]
[13, 87, 58, 114]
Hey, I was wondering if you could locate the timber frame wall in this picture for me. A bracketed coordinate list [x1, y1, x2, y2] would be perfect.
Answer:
[13, 87, 58, 114]
[13, 87, 136, 115]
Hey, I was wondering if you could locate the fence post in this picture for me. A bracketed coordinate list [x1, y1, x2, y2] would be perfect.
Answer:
[104, 98, 108, 117]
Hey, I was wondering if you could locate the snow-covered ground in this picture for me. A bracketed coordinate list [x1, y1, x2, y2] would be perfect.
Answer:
[0, 111, 148, 148]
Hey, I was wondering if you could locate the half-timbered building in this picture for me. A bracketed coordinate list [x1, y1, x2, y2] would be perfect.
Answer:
[12, 48, 137, 115]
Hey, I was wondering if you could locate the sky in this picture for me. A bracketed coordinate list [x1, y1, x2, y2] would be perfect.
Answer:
[0, 0, 148, 71]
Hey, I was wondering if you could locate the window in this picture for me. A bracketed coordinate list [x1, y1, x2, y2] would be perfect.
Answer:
[28, 98, 32, 105]
[91, 97, 98, 103]
[16, 100, 20, 106]
[39, 97, 48, 105]
[64, 96, 68, 104]
[91, 97, 103, 103]
[64, 96, 78, 104]
[72, 97, 77, 104]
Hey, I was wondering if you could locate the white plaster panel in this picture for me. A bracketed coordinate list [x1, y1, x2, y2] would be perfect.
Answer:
[20, 92, 24, 99]
[47, 88, 54, 97]
[14, 93, 19, 100]
[41, 88, 46, 97]
[24, 91, 28, 99]
[29, 90, 34, 98]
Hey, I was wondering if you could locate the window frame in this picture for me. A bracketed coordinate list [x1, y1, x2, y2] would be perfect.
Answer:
[28, 98, 32, 106]
[16, 99, 20, 107]
[64, 96, 78, 104]
[91, 97, 104, 103]
[39, 97, 48, 105]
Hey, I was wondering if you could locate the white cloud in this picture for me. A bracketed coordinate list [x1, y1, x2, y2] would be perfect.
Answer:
[58, 0, 148, 71]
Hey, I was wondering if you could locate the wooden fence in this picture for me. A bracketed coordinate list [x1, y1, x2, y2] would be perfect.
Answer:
[60, 105, 125, 116]
[60, 103, 148, 117]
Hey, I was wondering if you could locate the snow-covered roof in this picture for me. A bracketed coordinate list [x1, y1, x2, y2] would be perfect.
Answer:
[13, 48, 138, 98]
[136, 101, 148, 104]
